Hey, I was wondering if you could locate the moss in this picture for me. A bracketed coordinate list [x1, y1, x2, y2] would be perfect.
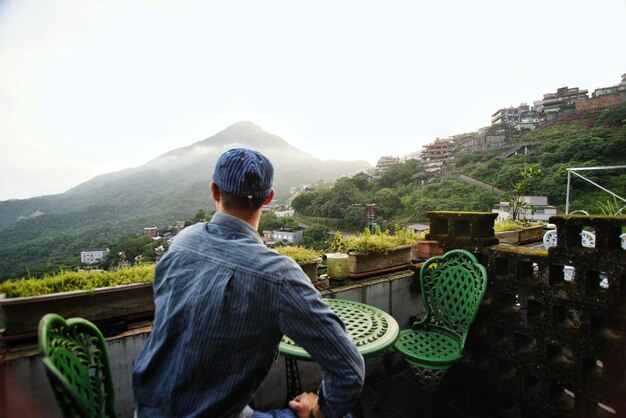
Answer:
[494, 220, 543, 232]
[275, 246, 321, 263]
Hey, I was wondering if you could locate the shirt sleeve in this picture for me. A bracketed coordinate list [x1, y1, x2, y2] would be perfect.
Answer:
[279, 267, 365, 418]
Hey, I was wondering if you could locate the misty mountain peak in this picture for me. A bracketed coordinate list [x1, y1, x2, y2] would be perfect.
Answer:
[201, 121, 286, 150]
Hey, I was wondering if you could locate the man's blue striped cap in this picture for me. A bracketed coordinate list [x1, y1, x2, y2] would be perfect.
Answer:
[213, 148, 274, 198]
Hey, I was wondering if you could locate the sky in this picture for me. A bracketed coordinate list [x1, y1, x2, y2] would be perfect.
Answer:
[1, 0, 625, 201]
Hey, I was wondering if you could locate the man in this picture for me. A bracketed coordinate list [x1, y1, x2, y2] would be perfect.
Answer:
[133, 148, 365, 418]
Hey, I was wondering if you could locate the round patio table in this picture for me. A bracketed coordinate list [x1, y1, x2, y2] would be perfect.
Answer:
[279, 298, 400, 416]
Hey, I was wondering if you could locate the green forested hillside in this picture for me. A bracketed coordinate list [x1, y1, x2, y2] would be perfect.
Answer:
[293, 105, 626, 230]
[0, 122, 369, 281]
[457, 106, 626, 212]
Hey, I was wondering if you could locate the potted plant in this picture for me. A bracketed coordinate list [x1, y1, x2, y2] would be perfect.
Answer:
[328, 226, 418, 277]
[0, 265, 155, 340]
[274, 246, 322, 282]
[494, 220, 544, 244]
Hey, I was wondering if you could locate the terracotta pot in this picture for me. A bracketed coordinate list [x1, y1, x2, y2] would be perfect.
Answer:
[415, 240, 444, 260]
[298, 258, 322, 282]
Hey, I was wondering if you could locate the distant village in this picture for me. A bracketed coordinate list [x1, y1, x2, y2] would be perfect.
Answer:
[76, 73, 625, 267]
[374, 73, 626, 177]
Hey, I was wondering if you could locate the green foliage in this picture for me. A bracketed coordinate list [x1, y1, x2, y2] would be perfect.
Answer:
[185, 209, 212, 226]
[328, 226, 419, 255]
[101, 235, 158, 270]
[378, 159, 425, 188]
[274, 246, 321, 263]
[509, 164, 542, 221]
[342, 206, 367, 230]
[596, 197, 626, 216]
[458, 105, 626, 213]
[258, 212, 301, 233]
[0, 264, 154, 298]
[401, 179, 501, 221]
[301, 224, 331, 250]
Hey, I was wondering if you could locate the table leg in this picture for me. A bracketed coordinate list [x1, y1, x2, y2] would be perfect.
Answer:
[284, 357, 302, 405]
[352, 400, 364, 418]
[374, 350, 394, 411]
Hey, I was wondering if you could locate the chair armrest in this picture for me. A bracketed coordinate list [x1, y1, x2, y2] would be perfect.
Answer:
[411, 316, 428, 330]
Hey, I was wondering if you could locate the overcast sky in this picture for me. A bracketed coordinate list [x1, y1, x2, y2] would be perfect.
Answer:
[1, 0, 625, 201]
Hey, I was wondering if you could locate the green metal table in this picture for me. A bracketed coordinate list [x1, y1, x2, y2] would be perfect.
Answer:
[279, 298, 400, 414]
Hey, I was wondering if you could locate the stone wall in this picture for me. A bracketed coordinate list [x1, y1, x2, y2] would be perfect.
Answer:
[576, 94, 624, 113]
[0, 269, 419, 417]
[429, 211, 626, 417]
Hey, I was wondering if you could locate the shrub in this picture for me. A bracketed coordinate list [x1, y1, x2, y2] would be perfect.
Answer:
[0, 264, 154, 298]
[274, 246, 321, 263]
[328, 225, 420, 255]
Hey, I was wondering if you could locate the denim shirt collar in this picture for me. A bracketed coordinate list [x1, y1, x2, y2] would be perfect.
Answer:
[209, 211, 263, 242]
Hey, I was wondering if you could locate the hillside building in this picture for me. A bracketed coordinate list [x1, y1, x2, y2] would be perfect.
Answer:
[492, 196, 557, 222]
[375, 156, 400, 175]
[351, 172, 374, 182]
[275, 209, 294, 218]
[143, 226, 158, 238]
[80, 248, 110, 265]
[420, 138, 454, 174]
[535, 86, 588, 116]
[263, 229, 303, 245]
[576, 74, 626, 113]
[491, 103, 530, 125]
[592, 73, 626, 98]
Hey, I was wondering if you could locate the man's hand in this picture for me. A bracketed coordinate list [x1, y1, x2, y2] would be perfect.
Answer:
[288, 392, 324, 418]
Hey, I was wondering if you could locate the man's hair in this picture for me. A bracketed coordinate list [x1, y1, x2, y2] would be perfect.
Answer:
[218, 186, 266, 212]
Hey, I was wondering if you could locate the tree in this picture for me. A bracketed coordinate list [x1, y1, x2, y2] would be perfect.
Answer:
[291, 192, 317, 215]
[185, 209, 210, 226]
[509, 164, 542, 221]
[342, 205, 367, 231]
[374, 188, 402, 214]
[258, 212, 282, 232]
[301, 224, 331, 250]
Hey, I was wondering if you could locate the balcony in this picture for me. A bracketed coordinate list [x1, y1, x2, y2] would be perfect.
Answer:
[1, 212, 625, 417]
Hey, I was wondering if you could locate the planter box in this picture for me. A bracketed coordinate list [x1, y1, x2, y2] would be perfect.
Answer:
[298, 258, 322, 282]
[495, 225, 544, 245]
[348, 245, 412, 278]
[0, 283, 154, 341]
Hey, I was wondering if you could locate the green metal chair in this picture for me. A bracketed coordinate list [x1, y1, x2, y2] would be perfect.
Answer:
[393, 249, 487, 394]
[38, 313, 118, 418]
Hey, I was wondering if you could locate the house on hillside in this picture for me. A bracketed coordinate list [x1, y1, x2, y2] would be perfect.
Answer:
[576, 74, 626, 113]
[420, 138, 454, 174]
[143, 226, 158, 238]
[491, 103, 530, 126]
[492, 196, 557, 222]
[275, 209, 294, 218]
[352, 171, 374, 182]
[534, 86, 588, 120]
[80, 248, 110, 265]
[375, 156, 400, 175]
[263, 229, 303, 245]
[407, 223, 429, 234]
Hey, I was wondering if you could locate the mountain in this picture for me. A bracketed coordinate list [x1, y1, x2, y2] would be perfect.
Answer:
[0, 122, 369, 279]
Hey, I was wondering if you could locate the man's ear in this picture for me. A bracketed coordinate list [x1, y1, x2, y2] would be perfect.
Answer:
[210, 182, 220, 202]
[263, 188, 275, 206]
